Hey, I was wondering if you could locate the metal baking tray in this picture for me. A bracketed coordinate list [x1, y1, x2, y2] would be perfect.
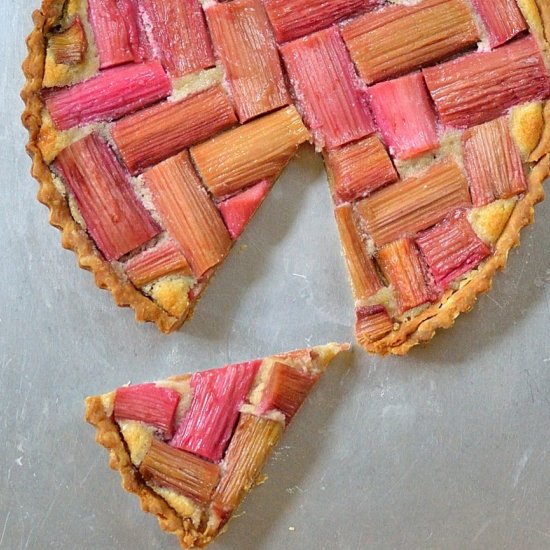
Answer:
[1, 3, 549, 548]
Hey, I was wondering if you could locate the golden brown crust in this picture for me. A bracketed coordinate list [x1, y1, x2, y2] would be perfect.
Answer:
[21, 0, 188, 333]
[84, 396, 213, 549]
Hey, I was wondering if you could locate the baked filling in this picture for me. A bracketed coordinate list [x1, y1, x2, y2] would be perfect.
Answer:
[23, 0, 550, 353]
[85, 343, 349, 548]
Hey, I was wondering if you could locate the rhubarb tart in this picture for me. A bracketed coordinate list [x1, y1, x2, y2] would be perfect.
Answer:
[85, 342, 348, 548]
[22, 0, 550, 353]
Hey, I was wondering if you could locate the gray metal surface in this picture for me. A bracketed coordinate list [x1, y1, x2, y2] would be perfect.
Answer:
[2, 3, 550, 549]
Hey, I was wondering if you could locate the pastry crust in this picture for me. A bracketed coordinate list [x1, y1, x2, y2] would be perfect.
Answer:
[21, 0, 191, 333]
[84, 396, 213, 548]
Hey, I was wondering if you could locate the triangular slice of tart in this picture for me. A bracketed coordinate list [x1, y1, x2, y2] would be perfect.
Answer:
[84, 342, 349, 548]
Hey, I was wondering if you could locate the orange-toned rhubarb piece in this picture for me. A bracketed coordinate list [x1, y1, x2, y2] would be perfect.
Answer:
[44, 61, 171, 130]
[205, 0, 289, 123]
[423, 36, 550, 129]
[211, 414, 283, 524]
[342, 0, 479, 84]
[54, 134, 159, 260]
[280, 26, 375, 149]
[170, 361, 261, 462]
[356, 159, 472, 247]
[263, 0, 381, 43]
[112, 85, 237, 174]
[48, 17, 88, 65]
[139, 0, 215, 77]
[324, 135, 398, 204]
[334, 204, 383, 303]
[87, 0, 143, 68]
[191, 106, 310, 198]
[416, 212, 491, 289]
[369, 72, 439, 160]
[462, 117, 528, 206]
[140, 439, 220, 504]
[471, 0, 527, 48]
[355, 305, 393, 344]
[125, 239, 192, 288]
[377, 238, 436, 314]
[114, 383, 181, 437]
[258, 362, 320, 423]
[142, 152, 231, 278]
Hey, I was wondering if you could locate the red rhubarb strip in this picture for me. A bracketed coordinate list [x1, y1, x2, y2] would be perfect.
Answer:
[205, 0, 289, 123]
[142, 152, 232, 278]
[139, 0, 215, 77]
[87, 0, 143, 68]
[325, 135, 398, 204]
[125, 239, 192, 287]
[423, 35, 550, 129]
[54, 134, 159, 260]
[218, 180, 272, 240]
[280, 26, 375, 150]
[369, 72, 439, 160]
[112, 85, 237, 174]
[377, 238, 437, 314]
[471, 0, 527, 48]
[258, 362, 319, 423]
[115, 383, 181, 437]
[169, 360, 261, 462]
[263, 0, 381, 43]
[44, 61, 171, 130]
[462, 116, 528, 206]
[416, 211, 491, 289]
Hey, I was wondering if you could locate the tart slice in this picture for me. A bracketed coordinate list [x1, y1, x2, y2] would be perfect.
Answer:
[85, 342, 349, 548]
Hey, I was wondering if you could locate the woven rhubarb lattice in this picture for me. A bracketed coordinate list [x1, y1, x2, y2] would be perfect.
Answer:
[22, 0, 550, 353]
[85, 343, 348, 549]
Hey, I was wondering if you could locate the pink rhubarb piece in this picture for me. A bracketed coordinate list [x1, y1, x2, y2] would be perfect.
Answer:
[169, 361, 261, 462]
[218, 180, 272, 240]
[44, 61, 171, 130]
[280, 26, 375, 150]
[369, 72, 439, 160]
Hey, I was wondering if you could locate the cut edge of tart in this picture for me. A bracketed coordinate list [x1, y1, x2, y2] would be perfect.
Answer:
[84, 342, 350, 549]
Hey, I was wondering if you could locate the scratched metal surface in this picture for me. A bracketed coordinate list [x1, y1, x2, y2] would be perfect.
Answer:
[2, 2, 550, 549]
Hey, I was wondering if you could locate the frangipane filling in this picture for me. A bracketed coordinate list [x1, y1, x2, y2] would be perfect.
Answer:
[39, 0, 550, 348]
